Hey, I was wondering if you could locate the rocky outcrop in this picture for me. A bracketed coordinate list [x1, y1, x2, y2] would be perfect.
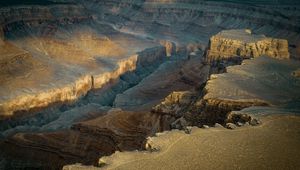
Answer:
[292, 68, 300, 77]
[0, 109, 172, 169]
[63, 115, 300, 170]
[85, 0, 300, 50]
[0, 5, 89, 27]
[0, 43, 166, 119]
[152, 91, 195, 117]
[0, 75, 92, 119]
[114, 55, 210, 111]
[206, 29, 290, 63]
[197, 56, 300, 125]
[159, 40, 176, 57]
[1, 1, 300, 169]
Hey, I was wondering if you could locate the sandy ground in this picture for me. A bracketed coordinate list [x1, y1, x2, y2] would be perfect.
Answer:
[64, 114, 300, 170]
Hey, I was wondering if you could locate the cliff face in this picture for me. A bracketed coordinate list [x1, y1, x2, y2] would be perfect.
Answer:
[0, 45, 166, 119]
[0, 1, 300, 169]
[113, 54, 210, 111]
[200, 56, 300, 123]
[85, 0, 300, 48]
[152, 91, 195, 117]
[0, 75, 93, 118]
[206, 29, 290, 62]
[0, 5, 89, 27]
[1, 109, 172, 169]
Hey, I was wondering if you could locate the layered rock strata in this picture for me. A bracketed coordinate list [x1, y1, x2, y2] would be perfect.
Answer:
[0, 0, 300, 169]
[206, 29, 290, 63]
[0, 5, 89, 27]
[199, 56, 300, 124]
[114, 55, 210, 111]
[0, 33, 166, 119]
[0, 109, 172, 169]
[64, 115, 300, 170]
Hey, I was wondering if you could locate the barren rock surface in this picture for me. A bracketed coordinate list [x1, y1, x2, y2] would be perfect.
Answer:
[206, 29, 290, 62]
[1, 109, 172, 169]
[204, 56, 300, 108]
[0, 0, 300, 169]
[63, 115, 300, 170]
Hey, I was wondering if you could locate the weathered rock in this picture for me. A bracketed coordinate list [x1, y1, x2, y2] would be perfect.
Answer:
[226, 123, 237, 130]
[291, 69, 300, 77]
[237, 122, 244, 127]
[184, 126, 192, 134]
[0, 109, 171, 169]
[202, 56, 300, 125]
[171, 117, 189, 130]
[226, 112, 251, 124]
[203, 125, 210, 129]
[1, 1, 300, 169]
[206, 29, 290, 63]
[250, 118, 262, 126]
[152, 91, 195, 117]
[98, 158, 106, 168]
[214, 123, 224, 128]
[145, 137, 160, 152]
[159, 40, 176, 57]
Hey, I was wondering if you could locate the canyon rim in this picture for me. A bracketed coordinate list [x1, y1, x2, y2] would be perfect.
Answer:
[0, 0, 300, 170]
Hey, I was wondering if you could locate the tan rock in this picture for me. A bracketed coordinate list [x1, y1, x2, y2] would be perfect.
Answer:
[206, 29, 290, 62]
[291, 68, 300, 77]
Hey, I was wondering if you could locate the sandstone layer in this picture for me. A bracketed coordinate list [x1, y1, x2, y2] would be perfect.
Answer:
[0, 109, 172, 169]
[206, 29, 290, 63]
[0, 28, 166, 119]
[0, 0, 300, 169]
[198, 56, 300, 124]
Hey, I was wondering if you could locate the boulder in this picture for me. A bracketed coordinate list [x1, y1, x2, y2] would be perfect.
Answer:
[226, 123, 237, 130]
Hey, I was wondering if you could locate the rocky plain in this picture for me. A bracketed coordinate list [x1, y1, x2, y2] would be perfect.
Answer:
[0, 0, 300, 169]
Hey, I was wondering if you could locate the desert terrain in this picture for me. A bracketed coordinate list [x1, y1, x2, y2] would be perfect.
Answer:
[0, 0, 299, 169]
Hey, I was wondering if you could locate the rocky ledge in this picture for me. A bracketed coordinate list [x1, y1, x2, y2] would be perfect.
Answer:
[64, 114, 300, 170]
[0, 1, 300, 169]
[206, 29, 290, 63]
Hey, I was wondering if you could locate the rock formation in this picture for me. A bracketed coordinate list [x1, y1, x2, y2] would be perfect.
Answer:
[206, 29, 290, 63]
[292, 68, 300, 77]
[66, 115, 300, 170]
[0, 109, 172, 169]
[199, 56, 300, 124]
[0, 0, 300, 169]
[152, 91, 195, 117]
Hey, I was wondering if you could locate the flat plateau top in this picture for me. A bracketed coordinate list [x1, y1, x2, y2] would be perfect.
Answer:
[204, 56, 300, 106]
[213, 29, 266, 43]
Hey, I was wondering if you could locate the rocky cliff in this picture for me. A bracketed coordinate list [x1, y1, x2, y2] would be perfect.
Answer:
[0, 109, 172, 169]
[0, 0, 300, 169]
[199, 56, 300, 124]
[0, 45, 166, 119]
[206, 29, 290, 63]
[0, 5, 89, 27]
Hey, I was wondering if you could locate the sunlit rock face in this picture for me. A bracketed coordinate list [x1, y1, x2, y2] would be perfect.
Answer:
[0, 22, 163, 119]
[0, 0, 299, 169]
[206, 29, 290, 62]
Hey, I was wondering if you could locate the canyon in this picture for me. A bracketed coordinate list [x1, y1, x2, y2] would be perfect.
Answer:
[0, 0, 300, 169]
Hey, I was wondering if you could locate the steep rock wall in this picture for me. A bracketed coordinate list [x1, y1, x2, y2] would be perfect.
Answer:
[0, 109, 172, 169]
[0, 75, 93, 119]
[0, 5, 89, 27]
[206, 29, 290, 62]
[0, 46, 167, 119]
